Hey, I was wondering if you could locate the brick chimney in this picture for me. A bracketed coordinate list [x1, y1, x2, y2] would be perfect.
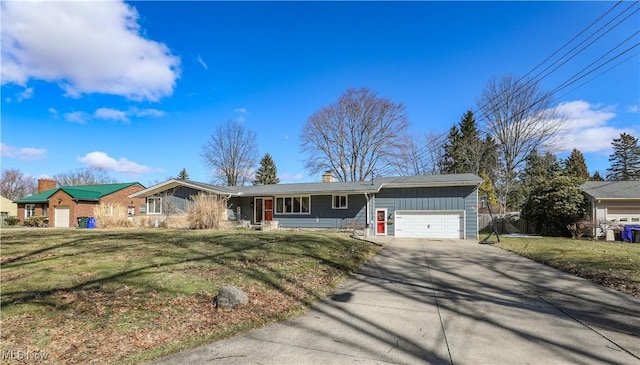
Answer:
[38, 179, 57, 193]
[322, 171, 335, 183]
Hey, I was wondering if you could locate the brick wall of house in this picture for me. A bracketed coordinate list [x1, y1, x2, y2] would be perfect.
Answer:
[49, 190, 76, 227]
[99, 184, 146, 216]
[17, 203, 48, 224]
[16, 184, 146, 227]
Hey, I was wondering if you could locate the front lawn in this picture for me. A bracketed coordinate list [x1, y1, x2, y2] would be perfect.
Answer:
[0, 229, 381, 364]
[496, 236, 640, 296]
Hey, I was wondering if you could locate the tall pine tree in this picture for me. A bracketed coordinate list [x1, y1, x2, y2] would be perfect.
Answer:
[563, 148, 589, 182]
[441, 111, 498, 177]
[177, 168, 189, 180]
[607, 133, 640, 181]
[253, 153, 280, 185]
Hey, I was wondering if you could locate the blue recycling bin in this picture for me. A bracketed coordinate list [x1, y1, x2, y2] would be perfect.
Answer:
[87, 217, 96, 229]
[621, 225, 640, 242]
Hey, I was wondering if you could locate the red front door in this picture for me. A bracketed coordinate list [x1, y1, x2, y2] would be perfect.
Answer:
[264, 199, 273, 221]
[376, 209, 386, 235]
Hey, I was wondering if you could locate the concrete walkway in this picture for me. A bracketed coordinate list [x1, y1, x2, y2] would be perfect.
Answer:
[150, 237, 640, 365]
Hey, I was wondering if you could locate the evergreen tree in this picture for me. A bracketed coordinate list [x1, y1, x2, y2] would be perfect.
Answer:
[563, 148, 589, 181]
[590, 171, 604, 181]
[177, 168, 189, 180]
[520, 149, 562, 190]
[521, 175, 585, 236]
[441, 125, 462, 174]
[607, 133, 640, 181]
[441, 111, 498, 176]
[253, 153, 280, 185]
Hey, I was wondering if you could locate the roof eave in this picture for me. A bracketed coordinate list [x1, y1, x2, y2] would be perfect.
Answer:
[129, 179, 240, 198]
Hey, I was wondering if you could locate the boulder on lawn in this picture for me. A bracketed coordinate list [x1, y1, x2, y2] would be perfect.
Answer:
[214, 286, 248, 308]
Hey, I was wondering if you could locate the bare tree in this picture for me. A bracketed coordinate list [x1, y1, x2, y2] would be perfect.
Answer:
[391, 132, 443, 176]
[54, 167, 118, 186]
[1, 168, 36, 200]
[202, 119, 258, 186]
[478, 75, 563, 212]
[301, 87, 409, 181]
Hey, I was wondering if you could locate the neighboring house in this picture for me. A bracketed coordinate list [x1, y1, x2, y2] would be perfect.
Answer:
[1, 195, 18, 220]
[15, 179, 146, 228]
[130, 173, 483, 239]
[582, 181, 640, 240]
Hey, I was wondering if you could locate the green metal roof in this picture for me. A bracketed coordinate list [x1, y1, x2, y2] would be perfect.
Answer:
[15, 183, 143, 203]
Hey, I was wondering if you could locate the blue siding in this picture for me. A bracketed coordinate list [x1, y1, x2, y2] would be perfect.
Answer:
[231, 195, 367, 228]
[374, 186, 478, 239]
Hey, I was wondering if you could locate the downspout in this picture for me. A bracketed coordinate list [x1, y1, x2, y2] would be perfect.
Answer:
[364, 193, 370, 237]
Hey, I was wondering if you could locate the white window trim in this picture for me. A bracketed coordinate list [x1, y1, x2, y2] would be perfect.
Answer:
[332, 195, 348, 210]
[275, 196, 311, 215]
[25, 204, 35, 219]
[147, 197, 162, 215]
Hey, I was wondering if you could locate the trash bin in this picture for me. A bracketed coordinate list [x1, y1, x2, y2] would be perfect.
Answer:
[87, 217, 96, 229]
[77, 217, 89, 228]
[621, 225, 640, 242]
[632, 229, 640, 243]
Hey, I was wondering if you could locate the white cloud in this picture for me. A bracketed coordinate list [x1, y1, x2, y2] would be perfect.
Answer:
[128, 107, 166, 118]
[553, 100, 632, 154]
[235, 108, 248, 114]
[197, 54, 208, 70]
[1, 1, 180, 101]
[78, 151, 154, 175]
[16, 87, 34, 102]
[94, 107, 130, 123]
[628, 104, 639, 113]
[48, 107, 59, 118]
[64, 111, 90, 124]
[1, 143, 47, 161]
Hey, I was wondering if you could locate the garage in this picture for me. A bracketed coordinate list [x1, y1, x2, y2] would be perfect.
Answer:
[394, 210, 464, 239]
[54, 206, 70, 228]
[607, 207, 640, 224]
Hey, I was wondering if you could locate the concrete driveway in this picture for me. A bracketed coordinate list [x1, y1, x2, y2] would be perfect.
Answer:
[150, 238, 640, 365]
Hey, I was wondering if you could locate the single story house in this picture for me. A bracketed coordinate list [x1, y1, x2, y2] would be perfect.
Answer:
[15, 179, 146, 228]
[1, 195, 18, 220]
[582, 180, 640, 240]
[130, 173, 482, 239]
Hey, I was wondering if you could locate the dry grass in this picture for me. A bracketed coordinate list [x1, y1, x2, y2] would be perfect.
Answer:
[187, 193, 228, 229]
[0, 229, 380, 364]
[93, 203, 132, 228]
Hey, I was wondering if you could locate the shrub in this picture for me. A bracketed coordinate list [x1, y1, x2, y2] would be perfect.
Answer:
[24, 215, 48, 227]
[187, 193, 228, 229]
[567, 219, 593, 239]
[92, 202, 132, 228]
[3, 216, 19, 226]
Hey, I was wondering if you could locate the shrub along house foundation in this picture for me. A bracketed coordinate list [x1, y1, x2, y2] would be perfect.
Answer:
[130, 173, 482, 239]
[15, 180, 146, 228]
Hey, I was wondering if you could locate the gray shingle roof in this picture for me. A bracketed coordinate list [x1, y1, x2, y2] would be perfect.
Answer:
[131, 174, 482, 198]
[581, 181, 640, 200]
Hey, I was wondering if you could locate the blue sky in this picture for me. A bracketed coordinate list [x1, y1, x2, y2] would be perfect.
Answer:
[2, 1, 639, 186]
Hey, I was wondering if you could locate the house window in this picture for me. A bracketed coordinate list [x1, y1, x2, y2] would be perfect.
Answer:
[275, 196, 310, 214]
[332, 195, 348, 209]
[25, 204, 35, 219]
[147, 197, 162, 214]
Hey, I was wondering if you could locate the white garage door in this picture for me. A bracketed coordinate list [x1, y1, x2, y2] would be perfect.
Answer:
[395, 211, 464, 239]
[607, 207, 640, 224]
[54, 206, 70, 228]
